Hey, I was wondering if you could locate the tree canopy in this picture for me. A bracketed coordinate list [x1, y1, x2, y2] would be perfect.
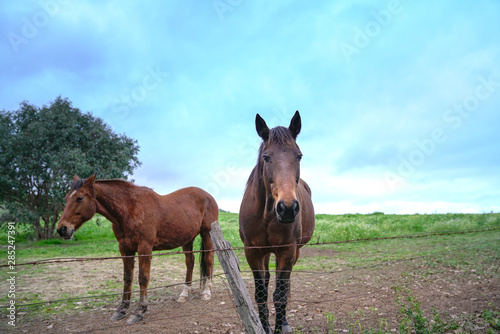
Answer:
[0, 96, 141, 239]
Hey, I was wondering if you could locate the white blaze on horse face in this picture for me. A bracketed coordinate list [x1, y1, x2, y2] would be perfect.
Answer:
[69, 190, 77, 198]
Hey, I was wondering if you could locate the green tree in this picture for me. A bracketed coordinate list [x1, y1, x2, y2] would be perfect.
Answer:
[0, 96, 141, 240]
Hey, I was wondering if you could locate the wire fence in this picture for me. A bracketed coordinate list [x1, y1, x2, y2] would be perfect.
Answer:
[2, 227, 499, 333]
[3, 226, 498, 268]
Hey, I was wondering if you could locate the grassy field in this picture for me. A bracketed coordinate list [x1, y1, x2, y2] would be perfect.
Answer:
[1, 212, 499, 285]
[2, 212, 498, 261]
[1, 212, 499, 332]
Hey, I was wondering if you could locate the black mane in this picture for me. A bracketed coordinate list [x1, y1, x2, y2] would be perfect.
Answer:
[71, 178, 87, 190]
[70, 178, 142, 192]
[265, 126, 296, 148]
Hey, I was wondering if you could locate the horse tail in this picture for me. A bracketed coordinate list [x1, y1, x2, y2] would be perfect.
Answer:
[200, 239, 208, 287]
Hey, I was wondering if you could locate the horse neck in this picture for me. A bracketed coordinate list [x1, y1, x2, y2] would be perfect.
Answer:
[93, 181, 133, 226]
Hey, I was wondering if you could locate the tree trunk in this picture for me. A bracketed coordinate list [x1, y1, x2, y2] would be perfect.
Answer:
[50, 210, 60, 239]
[39, 215, 56, 240]
[42, 215, 50, 240]
[31, 209, 62, 240]
[33, 217, 43, 240]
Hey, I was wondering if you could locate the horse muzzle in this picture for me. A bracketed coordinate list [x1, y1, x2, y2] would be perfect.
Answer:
[57, 225, 74, 239]
[276, 199, 300, 224]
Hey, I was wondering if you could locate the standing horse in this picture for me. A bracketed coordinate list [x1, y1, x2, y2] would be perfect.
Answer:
[57, 175, 218, 324]
[239, 111, 315, 334]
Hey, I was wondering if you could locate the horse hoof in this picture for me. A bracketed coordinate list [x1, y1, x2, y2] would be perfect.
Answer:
[126, 314, 143, 324]
[201, 292, 211, 301]
[177, 295, 188, 303]
[279, 325, 292, 334]
[110, 311, 126, 321]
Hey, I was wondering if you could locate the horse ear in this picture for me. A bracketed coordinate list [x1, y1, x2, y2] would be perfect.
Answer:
[288, 110, 301, 139]
[73, 174, 80, 182]
[255, 114, 269, 141]
[84, 174, 96, 188]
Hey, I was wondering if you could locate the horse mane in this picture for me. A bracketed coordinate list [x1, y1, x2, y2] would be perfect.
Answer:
[265, 126, 297, 148]
[246, 126, 298, 189]
[71, 178, 144, 191]
[71, 178, 87, 190]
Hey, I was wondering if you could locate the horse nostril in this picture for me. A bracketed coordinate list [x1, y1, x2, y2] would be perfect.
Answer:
[276, 200, 300, 222]
[277, 200, 286, 217]
[292, 200, 300, 216]
[58, 226, 67, 236]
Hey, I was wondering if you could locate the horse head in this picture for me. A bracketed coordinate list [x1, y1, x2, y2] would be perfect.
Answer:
[57, 174, 97, 239]
[255, 111, 303, 223]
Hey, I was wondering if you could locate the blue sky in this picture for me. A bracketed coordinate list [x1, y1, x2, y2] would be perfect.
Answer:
[1, 0, 499, 214]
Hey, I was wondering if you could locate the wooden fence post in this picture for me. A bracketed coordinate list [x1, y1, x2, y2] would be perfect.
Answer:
[209, 221, 265, 334]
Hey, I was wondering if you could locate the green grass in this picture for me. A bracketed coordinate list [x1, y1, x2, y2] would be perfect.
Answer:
[1, 212, 499, 269]
[313, 212, 500, 244]
[314, 286, 497, 334]
[0, 216, 120, 263]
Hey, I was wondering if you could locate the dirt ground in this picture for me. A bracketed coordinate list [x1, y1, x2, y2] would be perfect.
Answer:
[6, 246, 500, 333]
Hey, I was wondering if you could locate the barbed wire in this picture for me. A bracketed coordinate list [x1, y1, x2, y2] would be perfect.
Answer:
[71, 301, 241, 333]
[5, 235, 497, 311]
[72, 292, 370, 333]
[10, 272, 228, 309]
[3, 226, 499, 268]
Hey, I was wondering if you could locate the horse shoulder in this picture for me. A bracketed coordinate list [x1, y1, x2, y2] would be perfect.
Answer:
[239, 211, 267, 245]
[119, 189, 161, 236]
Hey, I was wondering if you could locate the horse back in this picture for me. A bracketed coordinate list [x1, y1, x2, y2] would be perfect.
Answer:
[163, 186, 219, 227]
[128, 186, 218, 251]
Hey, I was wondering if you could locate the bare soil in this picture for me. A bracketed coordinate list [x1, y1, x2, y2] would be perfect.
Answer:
[5, 246, 500, 333]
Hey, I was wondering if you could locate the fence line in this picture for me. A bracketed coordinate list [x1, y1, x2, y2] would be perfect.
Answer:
[73, 302, 241, 333]
[3, 226, 499, 268]
[73, 292, 373, 333]
[11, 273, 228, 309]
[4, 235, 498, 333]
[5, 236, 497, 311]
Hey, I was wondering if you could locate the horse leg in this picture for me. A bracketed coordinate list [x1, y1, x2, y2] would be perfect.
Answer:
[200, 230, 214, 300]
[110, 247, 135, 321]
[247, 251, 272, 334]
[177, 240, 195, 303]
[273, 252, 296, 334]
[127, 244, 152, 324]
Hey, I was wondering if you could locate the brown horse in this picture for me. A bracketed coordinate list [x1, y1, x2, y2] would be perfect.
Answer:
[57, 175, 218, 324]
[239, 111, 315, 334]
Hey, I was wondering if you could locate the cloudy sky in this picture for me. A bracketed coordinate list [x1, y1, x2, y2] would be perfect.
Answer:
[1, 1, 499, 214]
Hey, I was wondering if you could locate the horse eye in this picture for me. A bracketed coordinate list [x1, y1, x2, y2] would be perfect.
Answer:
[76, 196, 84, 202]
[297, 154, 303, 162]
[263, 155, 271, 163]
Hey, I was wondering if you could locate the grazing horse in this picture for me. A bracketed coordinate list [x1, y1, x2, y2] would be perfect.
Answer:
[239, 111, 315, 334]
[57, 175, 218, 324]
